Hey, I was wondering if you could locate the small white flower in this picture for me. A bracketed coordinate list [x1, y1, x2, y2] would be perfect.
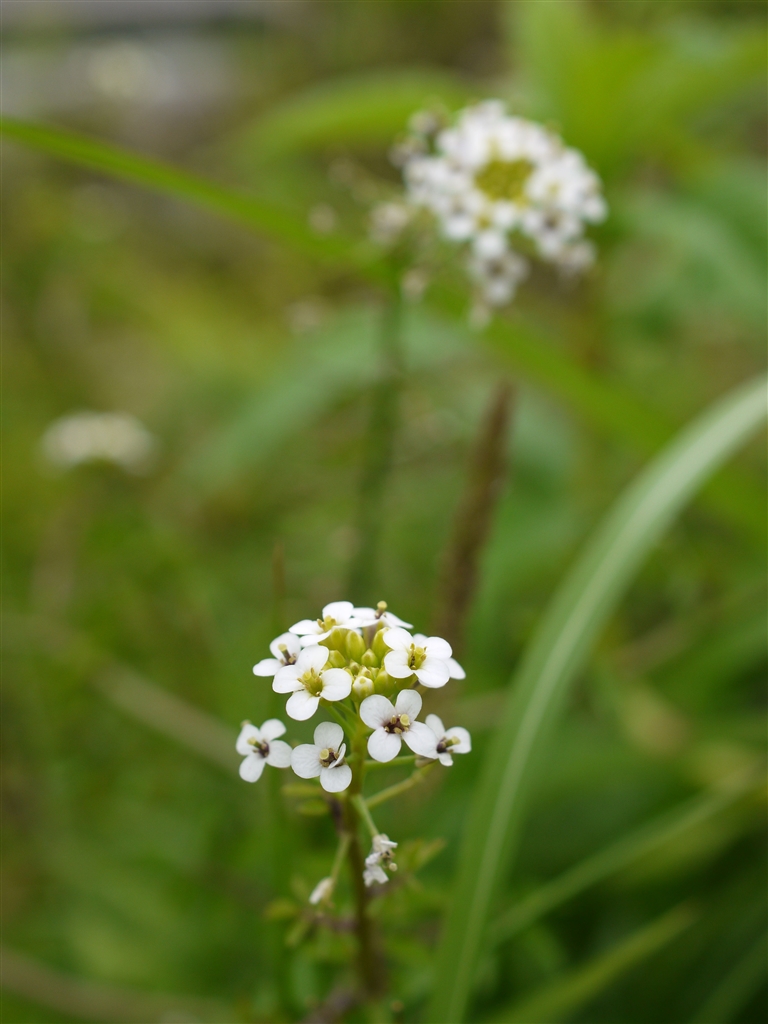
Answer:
[360, 689, 438, 762]
[236, 719, 292, 783]
[252, 632, 302, 678]
[41, 411, 155, 473]
[351, 601, 413, 630]
[309, 876, 335, 905]
[289, 601, 359, 647]
[273, 646, 352, 721]
[291, 722, 352, 793]
[382, 627, 453, 688]
[425, 714, 472, 766]
[412, 634, 465, 680]
[363, 833, 398, 887]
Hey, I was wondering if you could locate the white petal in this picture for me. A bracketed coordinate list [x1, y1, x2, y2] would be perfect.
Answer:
[236, 723, 261, 756]
[383, 650, 414, 679]
[415, 659, 450, 688]
[447, 656, 466, 680]
[253, 658, 281, 677]
[447, 727, 472, 753]
[320, 763, 352, 793]
[272, 666, 302, 693]
[395, 688, 422, 719]
[382, 627, 412, 651]
[336, 742, 346, 761]
[425, 714, 445, 739]
[260, 718, 287, 741]
[313, 721, 343, 749]
[289, 618, 320, 636]
[299, 645, 330, 673]
[381, 612, 413, 629]
[438, 751, 454, 766]
[309, 877, 334, 905]
[424, 636, 452, 659]
[323, 600, 354, 622]
[239, 754, 266, 782]
[300, 630, 332, 647]
[403, 721, 438, 758]
[286, 690, 320, 721]
[320, 669, 352, 701]
[291, 744, 322, 778]
[360, 694, 395, 729]
[265, 739, 292, 768]
[367, 728, 402, 762]
[364, 863, 388, 886]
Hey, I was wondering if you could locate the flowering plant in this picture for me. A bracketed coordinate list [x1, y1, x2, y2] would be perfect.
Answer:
[237, 600, 470, 989]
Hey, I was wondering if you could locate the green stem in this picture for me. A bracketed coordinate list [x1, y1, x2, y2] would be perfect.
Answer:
[365, 762, 438, 810]
[347, 291, 404, 602]
[351, 794, 379, 839]
[330, 833, 351, 886]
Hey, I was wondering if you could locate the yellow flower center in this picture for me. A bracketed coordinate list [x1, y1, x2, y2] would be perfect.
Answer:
[301, 668, 324, 696]
[475, 158, 533, 202]
[407, 645, 427, 670]
[319, 747, 338, 768]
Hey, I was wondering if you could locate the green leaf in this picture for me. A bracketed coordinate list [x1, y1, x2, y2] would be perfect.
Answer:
[429, 373, 767, 1023]
[489, 904, 696, 1024]
[236, 68, 469, 161]
[487, 778, 758, 948]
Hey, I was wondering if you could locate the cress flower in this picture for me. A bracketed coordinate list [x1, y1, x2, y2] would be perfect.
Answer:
[236, 719, 292, 782]
[252, 631, 301, 677]
[425, 714, 472, 766]
[291, 721, 352, 793]
[396, 99, 607, 309]
[412, 633, 465, 680]
[364, 833, 398, 887]
[360, 689, 437, 762]
[383, 627, 453, 688]
[273, 646, 352, 721]
[290, 600, 359, 647]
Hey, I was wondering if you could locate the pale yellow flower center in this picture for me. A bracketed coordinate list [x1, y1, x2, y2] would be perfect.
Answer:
[475, 158, 533, 202]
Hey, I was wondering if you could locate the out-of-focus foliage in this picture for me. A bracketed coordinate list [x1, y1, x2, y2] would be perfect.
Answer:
[2, 2, 765, 1023]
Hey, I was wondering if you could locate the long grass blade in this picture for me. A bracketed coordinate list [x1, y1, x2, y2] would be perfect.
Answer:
[487, 778, 759, 948]
[489, 904, 696, 1024]
[429, 373, 767, 1023]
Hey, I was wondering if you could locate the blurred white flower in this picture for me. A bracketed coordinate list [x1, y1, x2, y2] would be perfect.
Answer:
[253, 631, 302, 678]
[309, 876, 335, 905]
[236, 719, 292, 782]
[425, 714, 472, 766]
[363, 833, 398, 887]
[291, 721, 352, 793]
[41, 411, 155, 473]
[369, 200, 411, 246]
[382, 627, 453, 688]
[273, 646, 352, 720]
[399, 100, 607, 307]
[290, 601, 360, 646]
[360, 689, 437, 762]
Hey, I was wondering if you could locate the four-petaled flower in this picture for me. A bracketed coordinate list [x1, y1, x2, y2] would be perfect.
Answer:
[412, 632, 465, 680]
[364, 833, 398, 887]
[252, 631, 302, 677]
[291, 722, 352, 793]
[290, 600, 359, 647]
[273, 646, 352, 720]
[382, 627, 453, 688]
[236, 719, 292, 782]
[425, 714, 472, 766]
[360, 690, 437, 762]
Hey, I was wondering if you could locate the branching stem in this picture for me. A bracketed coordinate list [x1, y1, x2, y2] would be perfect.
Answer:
[365, 762, 438, 811]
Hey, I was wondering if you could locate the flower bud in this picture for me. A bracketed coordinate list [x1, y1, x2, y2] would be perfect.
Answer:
[328, 649, 346, 669]
[345, 630, 366, 662]
[352, 674, 375, 700]
[361, 649, 379, 668]
[309, 877, 334, 906]
[325, 627, 347, 651]
[373, 670, 394, 696]
[372, 629, 389, 660]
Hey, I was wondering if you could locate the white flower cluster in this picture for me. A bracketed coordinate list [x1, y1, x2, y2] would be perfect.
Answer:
[388, 100, 607, 311]
[238, 600, 472, 892]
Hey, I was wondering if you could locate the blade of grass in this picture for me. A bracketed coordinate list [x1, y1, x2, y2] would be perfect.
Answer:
[429, 373, 767, 1023]
[2, 117, 762, 542]
[488, 904, 697, 1024]
[487, 777, 760, 948]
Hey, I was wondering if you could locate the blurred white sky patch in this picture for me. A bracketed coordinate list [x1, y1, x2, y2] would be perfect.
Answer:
[41, 411, 156, 474]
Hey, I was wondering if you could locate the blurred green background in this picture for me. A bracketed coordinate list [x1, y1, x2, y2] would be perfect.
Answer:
[2, 2, 766, 1022]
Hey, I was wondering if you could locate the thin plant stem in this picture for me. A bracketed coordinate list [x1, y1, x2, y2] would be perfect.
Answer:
[433, 381, 515, 653]
[365, 762, 438, 810]
[351, 794, 379, 839]
[347, 292, 404, 603]
[330, 833, 352, 885]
